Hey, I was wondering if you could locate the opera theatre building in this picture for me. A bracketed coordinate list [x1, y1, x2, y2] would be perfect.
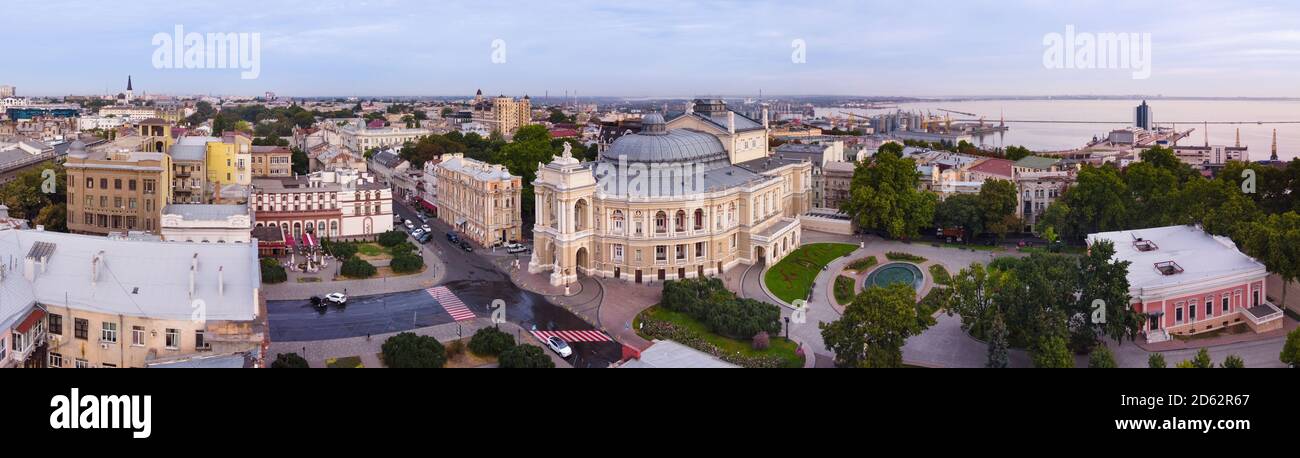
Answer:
[529, 100, 813, 286]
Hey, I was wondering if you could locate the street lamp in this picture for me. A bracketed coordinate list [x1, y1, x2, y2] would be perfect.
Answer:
[783, 316, 790, 341]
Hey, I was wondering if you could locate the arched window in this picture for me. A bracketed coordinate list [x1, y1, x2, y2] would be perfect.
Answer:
[612, 210, 625, 234]
[655, 211, 667, 233]
[674, 210, 686, 233]
[330, 220, 339, 236]
[728, 203, 736, 225]
[694, 209, 705, 231]
[635, 211, 644, 235]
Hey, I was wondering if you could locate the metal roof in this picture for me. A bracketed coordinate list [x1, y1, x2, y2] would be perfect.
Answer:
[600, 128, 730, 166]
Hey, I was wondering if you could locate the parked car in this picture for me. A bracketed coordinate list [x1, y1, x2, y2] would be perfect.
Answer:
[421, 224, 431, 232]
[411, 228, 426, 239]
[325, 292, 348, 305]
[417, 214, 428, 223]
[546, 336, 573, 358]
[446, 233, 460, 243]
[404, 219, 414, 230]
[309, 296, 326, 309]
[394, 215, 402, 224]
[458, 240, 474, 252]
[416, 232, 432, 243]
[505, 242, 529, 254]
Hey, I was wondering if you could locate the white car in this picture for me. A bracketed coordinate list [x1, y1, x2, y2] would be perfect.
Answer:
[324, 292, 348, 305]
[404, 220, 414, 230]
[421, 224, 431, 232]
[546, 336, 572, 358]
[505, 243, 528, 254]
[411, 228, 426, 238]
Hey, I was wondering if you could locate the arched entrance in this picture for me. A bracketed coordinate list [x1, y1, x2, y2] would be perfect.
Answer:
[755, 246, 766, 263]
[575, 247, 589, 273]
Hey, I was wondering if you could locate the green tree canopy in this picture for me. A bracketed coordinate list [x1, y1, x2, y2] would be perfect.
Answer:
[840, 151, 937, 239]
[820, 283, 925, 368]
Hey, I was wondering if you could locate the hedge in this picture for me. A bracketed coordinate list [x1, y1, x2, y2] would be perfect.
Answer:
[469, 327, 516, 356]
[260, 257, 287, 284]
[661, 277, 781, 340]
[381, 332, 446, 368]
[341, 256, 377, 278]
[390, 252, 424, 274]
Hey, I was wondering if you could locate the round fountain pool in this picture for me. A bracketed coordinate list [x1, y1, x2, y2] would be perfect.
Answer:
[864, 262, 925, 291]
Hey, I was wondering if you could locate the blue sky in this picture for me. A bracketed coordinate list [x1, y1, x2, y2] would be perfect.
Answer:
[7, 0, 1300, 97]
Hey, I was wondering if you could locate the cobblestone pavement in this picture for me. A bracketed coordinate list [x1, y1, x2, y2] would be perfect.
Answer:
[501, 259, 655, 351]
[267, 318, 573, 368]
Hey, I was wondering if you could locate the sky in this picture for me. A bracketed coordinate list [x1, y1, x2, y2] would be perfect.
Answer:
[6, 0, 1300, 98]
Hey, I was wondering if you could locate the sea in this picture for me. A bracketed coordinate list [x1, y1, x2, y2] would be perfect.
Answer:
[816, 99, 1300, 161]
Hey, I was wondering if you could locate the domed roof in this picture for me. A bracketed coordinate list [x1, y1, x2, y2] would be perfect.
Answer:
[601, 126, 729, 166]
[67, 139, 88, 158]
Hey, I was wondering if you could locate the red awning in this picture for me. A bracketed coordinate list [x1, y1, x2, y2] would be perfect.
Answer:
[16, 308, 45, 333]
[284, 227, 296, 247]
[420, 199, 437, 212]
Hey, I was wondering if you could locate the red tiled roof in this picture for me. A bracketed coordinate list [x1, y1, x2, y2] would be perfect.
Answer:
[968, 158, 1014, 178]
[366, 119, 386, 129]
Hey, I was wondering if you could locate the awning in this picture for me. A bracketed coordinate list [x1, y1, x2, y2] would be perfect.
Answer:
[285, 228, 296, 247]
[16, 308, 45, 333]
[419, 199, 437, 212]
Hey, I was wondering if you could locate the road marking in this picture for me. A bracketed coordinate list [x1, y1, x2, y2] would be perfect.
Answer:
[530, 330, 611, 343]
[425, 286, 476, 321]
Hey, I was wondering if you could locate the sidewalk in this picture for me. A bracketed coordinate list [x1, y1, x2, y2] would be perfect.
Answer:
[500, 258, 654, 351]
[267, 318, 573, 368]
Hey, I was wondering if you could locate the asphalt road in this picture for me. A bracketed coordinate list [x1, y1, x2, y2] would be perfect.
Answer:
[268, 289, 458, 342]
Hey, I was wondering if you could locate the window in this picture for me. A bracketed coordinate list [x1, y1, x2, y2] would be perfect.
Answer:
[655, 212, 667, 233]
[612, 210, 625, 234]
[99, 178, 107, 189]
[696, 242, 706, 258]
[1174, 304, 1184, 324]
[676, 244, 686, 260]
[49, 352, 63, 368]
[1222, 296, 1230, 313]
[86, 177, 94, 188]
[114, 179, 122, 189]
[75, 358, 90, 369]
[196, 331, 206, 349]
[101, 322, 118, 343]
[165, 328, 180, 349]
[132, 326, 145, 346]
[48, 313, 62, 335]
[1205, 296, 1215, 318]
[74, 318, 88, 340]
[613, 244, 624, 262]
[129, 179, 136, 191]
[1189, 301, 1197, 321]
[655, 245, 667, 261]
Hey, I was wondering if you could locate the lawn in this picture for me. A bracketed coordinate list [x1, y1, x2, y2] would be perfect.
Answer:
[325, 356, 364, 368]
[928, 264, 952, 286]
[635, 306, 804, 368]
[833, 275, 857, 305]
[764, 243, 857, 303]
[355, 243, 392, 260]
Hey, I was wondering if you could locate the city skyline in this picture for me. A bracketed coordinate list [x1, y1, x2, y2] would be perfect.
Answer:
[7, 0, 1300, 98]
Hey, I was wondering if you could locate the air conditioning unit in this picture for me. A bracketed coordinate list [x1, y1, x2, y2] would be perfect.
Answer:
[100, 343, 109, 350]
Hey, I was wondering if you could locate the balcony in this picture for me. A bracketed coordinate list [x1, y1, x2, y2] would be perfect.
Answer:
[1243, 301, 1284, 327]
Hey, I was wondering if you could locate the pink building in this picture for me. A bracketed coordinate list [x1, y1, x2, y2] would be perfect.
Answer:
[1087, 225, 1284, 343]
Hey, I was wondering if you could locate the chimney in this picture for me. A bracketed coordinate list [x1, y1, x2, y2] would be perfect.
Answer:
[90, 251, 104, 286]
[218, 266, 224, 297]
[23, 257, 34, 282]
[727, 112, 736, 134]
[762, 108, 770, 130]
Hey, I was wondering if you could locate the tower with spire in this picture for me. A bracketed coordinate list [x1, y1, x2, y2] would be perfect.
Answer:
[126, 75, 134, 103]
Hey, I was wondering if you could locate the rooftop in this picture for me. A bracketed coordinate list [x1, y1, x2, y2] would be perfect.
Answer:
[1086, 225, 1266, 292]
[1014, 155, 1061, 170]
[618, 340, 738, 368]
[162, 204, 250, 221]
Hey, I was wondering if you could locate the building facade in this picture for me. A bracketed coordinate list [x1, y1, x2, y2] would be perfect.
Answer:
[251, 145, 293, 177]
[160, 204, 253, 243]
[251, 169, 393, 240]
[64, 140, 172, 235]
[529, 110, 812, 287]
[433, 154, 522, 247]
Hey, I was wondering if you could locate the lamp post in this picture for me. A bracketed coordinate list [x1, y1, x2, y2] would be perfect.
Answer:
[783, 316, 790, 341]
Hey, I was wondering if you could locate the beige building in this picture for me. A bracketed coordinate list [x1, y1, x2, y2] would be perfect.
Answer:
[0, 228, 264, 369]
[470, 91, 533, 137]
[1016, 171, 1074, 233]
[529, 109, 812, 287]
[433, 154, 522, 246]
[64, 140, 173, 235]
[251, 145, 293, 177]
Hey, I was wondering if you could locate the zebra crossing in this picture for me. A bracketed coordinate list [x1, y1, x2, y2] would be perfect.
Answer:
[530, 329, 612, 343]
[425, 286, 477, 321]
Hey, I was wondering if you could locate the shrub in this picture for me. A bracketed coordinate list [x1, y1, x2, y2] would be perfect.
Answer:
[260, 257, 287, 284]
[270, 352, 309, 368]
[328, 241, 358, 260]
[752, 331, 770, 351]
[498, 344, 555, 368]
[1220, 354, 1245, 368]
[389, 241, 419, 256]
[446, 340, 466, 358]
[1282, 328, 1300, 368]
[1088, 345, 1117, 368]
[885, 251, 926, 263]
[1191, 348, 1213, 368]
[1148, 353, 1167, 368]
[469, 327, 516, 356]
[833, 275, 856, 305]
[341, 256, 377, 278]
[846, 256, 878, 272]
[390, 252, 424, 274]
[661, 278, 781, 339]
[381, 332, 446, 368]
[377, 230, 408, 247]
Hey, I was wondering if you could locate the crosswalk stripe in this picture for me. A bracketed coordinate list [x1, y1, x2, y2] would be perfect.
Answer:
[425, 286, 475, 321]
[530, 329, 611, 343]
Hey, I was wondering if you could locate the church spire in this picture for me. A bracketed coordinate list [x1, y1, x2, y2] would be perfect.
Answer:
[127, 75, 133, 91]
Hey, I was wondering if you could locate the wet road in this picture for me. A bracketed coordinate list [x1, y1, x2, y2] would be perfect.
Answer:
[267, 200, 621, 368]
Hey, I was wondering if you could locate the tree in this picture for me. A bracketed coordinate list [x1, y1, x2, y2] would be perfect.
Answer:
[986, 311, 1009, 368]
[270, 352, 310, 368]
[840, 150, 937, 239]
[1061, 165, 1129, 235]
[1004, 145, 1032, 161]
[820, 283, 924, 368]
[1, 163, 67, 231]
[381, 332, 447, 368]
[260, 258, 287, 284]
[498, 344, 555, 368]
[933, 193, 983, 236]
[1032, 335, 1074, 368]
[1148, 353, 1166, 368]
[945, 263, 1002, 337]
[978, 179, 1019, 241]
[877, 142, 904, 157]
[340, 256, 376, 278]
[390, 252, 424, 274]
[1281, 328, 1300, 368]
[1237, 212, 1300, 311]
[1076, 240, 1143, 345]
[469, 327, 516, 356]
[290, 147, 309, 175]
[1088, 345, 1117, 368]
[1190, 348, 1213, 368]
[1220, 354, 1245, 368]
